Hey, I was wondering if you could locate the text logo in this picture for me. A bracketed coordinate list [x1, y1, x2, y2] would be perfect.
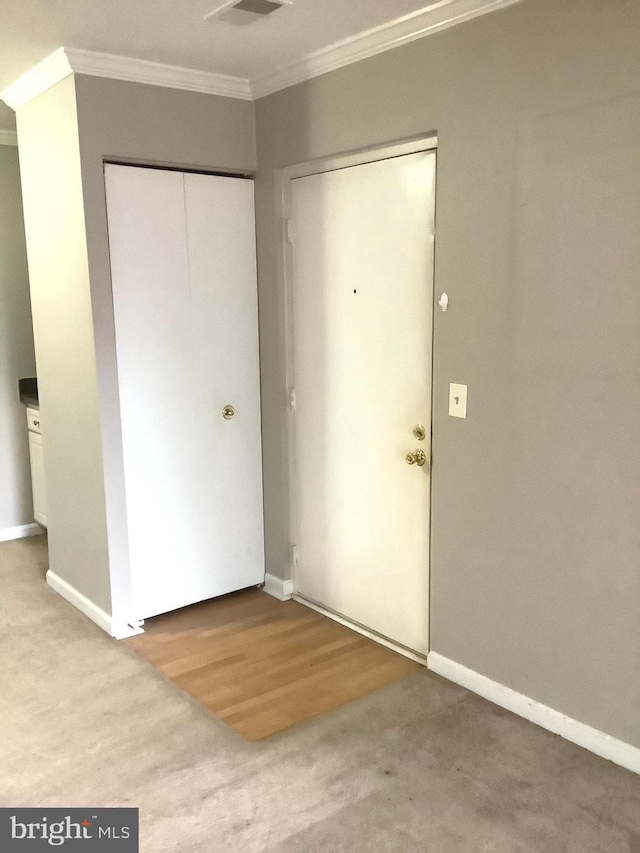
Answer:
[1, 809, 138, 850]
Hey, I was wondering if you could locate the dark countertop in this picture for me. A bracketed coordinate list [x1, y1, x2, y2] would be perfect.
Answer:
[18, 377, 39, 409]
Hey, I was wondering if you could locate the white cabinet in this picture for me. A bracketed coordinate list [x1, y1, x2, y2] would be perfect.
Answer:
[104, 164, 265, 621]
[26, 406, 47, 527]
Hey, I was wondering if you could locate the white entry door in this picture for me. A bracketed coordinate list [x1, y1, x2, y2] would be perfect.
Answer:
[105, 164, 265, 620]
[291, 149, 435, 657]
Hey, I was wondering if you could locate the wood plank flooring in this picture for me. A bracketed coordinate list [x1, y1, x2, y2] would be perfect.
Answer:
[125, 589, 421, 741]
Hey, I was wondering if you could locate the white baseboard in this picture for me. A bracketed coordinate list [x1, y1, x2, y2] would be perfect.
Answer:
[46, 570, 143, 639]
[263, 572, 294, 601]
[427, 651, 640, 776]
[0, 522, 44, 543]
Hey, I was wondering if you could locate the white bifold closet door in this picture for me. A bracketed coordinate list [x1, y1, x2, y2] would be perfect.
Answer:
[105, 164, 264, 620]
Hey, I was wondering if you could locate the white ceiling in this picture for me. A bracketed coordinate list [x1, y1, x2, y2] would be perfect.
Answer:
[0, 0, 517, 130]
[1, 0, 449, 87]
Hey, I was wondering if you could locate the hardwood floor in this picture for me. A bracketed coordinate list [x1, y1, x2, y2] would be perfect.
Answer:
[125, 589, 421, 740]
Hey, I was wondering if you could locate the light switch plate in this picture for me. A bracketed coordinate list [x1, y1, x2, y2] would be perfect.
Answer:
[449, 383, 467, 418]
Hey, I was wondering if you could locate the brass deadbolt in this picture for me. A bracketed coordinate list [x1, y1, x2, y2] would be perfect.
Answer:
[413, 424, 427, 441]
[222, 405, 235, 420]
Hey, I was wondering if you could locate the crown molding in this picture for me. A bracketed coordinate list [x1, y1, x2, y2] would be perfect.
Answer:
[250, 0, 521, 98]
[0, 130, 18, 146]
[0, 47, 252, 110]
[65, 48, 252, 100]
[1, 48, 72, 110]
[0, 0, 520, 109]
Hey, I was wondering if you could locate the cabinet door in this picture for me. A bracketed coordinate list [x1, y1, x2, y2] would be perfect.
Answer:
[105, 164, 265, 620]
[29, 431, 47, 527]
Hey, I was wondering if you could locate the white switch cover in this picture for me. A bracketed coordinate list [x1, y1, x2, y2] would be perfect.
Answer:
[449, 383, 467, 418]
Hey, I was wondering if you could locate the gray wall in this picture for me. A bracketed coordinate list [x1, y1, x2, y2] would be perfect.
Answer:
[0, 102, 16, 132]
[0, 144, 36, 534]
[16, 77, 112, 611]
[254, 0, 640, 748]
[16, 74, 256, 626]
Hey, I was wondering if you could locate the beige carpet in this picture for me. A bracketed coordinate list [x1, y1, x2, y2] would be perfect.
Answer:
[2, 536, 639, 852]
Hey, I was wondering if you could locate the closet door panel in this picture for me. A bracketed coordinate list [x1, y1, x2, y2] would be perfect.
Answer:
[106, 165, 201, 619]
[184, 172, 265, 591]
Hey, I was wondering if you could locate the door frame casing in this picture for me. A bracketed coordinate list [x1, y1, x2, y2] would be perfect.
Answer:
[277, 134, 438, 662]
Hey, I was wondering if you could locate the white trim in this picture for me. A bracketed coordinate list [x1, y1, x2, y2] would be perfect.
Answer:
[250, 0, 521, 98]
[0, 47, 252, 110]
[427, 652, 640, 776]
[0, 1, 521, 108]
[283, 134, 437, 182]
[46, 569, 112, 633]
[0, 522, 43, 542]
[64, 48, 252, 100]
[295, 594, 428, 666]
[46, 570, 143, 639]
[263, 572, 294, 601]
[0, 130, 18, 146]
[1, 48, 73, 110]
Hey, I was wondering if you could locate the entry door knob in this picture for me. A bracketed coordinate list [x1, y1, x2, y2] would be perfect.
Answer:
[406, 449, 427, 467]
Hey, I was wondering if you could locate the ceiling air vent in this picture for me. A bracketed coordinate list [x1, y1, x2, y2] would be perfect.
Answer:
[205, 0, 292, 24]
[233, 0, 284, 13]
